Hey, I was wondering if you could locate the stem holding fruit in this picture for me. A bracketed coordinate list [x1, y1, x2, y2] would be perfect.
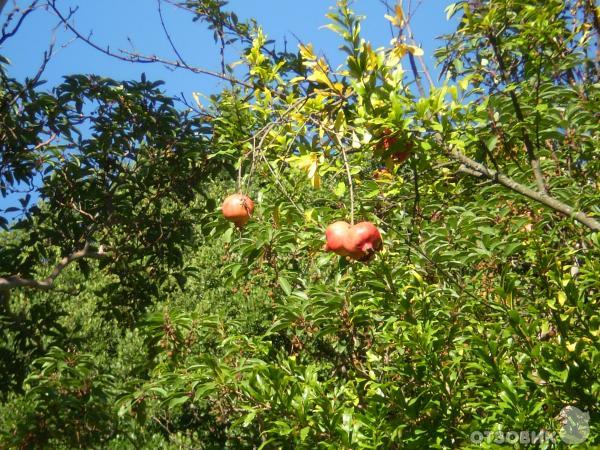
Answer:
[340, 142, 355, 226]
[328, 130, 355, 226]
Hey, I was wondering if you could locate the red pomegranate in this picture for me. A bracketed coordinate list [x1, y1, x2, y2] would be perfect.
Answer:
[324, 221, 352, 256]
[389, 151, 410, 164]
[343, 221, 382, 261]
[379, 129, 411, 166]
[222, 193, 255, 227]
[381, 130, 397, 151]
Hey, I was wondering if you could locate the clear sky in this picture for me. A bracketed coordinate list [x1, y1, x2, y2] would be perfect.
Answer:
[0, 0, 456, 216]
[2, 0, 455, 97]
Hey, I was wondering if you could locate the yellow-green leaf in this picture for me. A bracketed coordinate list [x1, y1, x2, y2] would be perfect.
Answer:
[334, 110, 346, 132]
[298, 43, 316, 61]
[406, 44, 424, 56]
[384, 5, 405, 28]
[307, 160, 321, 188]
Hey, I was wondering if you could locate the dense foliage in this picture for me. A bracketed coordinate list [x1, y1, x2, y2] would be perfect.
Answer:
[1, 0, 599, 448]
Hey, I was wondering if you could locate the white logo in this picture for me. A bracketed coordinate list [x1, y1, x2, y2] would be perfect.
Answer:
[558, 406, 590, 445]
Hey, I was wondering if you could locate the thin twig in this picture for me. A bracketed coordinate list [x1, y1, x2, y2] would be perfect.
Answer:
[0, 0, 40, 46]
[339, 140, 355, 225]
[34, 133, 57, 150]
[237, 141, 245, 193]
[407, 52, 426, 97]
[488, 34, 547, 194]
[329, 130, 355, 225]
[3, 42, 54, 109]
[238, 97, 310, 215]
[405, 21, 434, 88]
[156, 0, 188, 67]
[259, 152, 303, 216]
[47, 1, 254, 90]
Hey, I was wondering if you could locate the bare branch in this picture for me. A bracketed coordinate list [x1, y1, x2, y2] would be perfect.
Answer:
[488, 34, 547, 194]
[156, 0, 188, 68]
[405, 22, 434, 88]
[33, 132, 57, 149]
[0, 1, 40, 46]
[316, 119, 355, 225]
[2, 41, 54, 109]
[450, 149, 600, 231]
[407, 52, 426, 97]
[456, 164, 485, 178]
[47, 0, 254, 89]
[0, 243, 110, 291]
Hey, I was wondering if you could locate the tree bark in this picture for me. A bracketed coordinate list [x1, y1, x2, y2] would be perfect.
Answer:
[0, 243, 109, 291]
[451, 150, 600, 232]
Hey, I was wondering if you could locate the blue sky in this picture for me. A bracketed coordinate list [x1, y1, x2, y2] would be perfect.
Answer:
[2, 0, 455, 96]
[0, 0, 455, 216]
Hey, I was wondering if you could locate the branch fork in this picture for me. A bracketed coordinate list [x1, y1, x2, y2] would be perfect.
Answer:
[0, 243, 109, 291]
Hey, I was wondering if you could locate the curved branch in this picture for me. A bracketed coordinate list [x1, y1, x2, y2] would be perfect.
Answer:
[157, 0, 189, 69]
[0, 243, 109, 291]
[450, 149, 600, 231]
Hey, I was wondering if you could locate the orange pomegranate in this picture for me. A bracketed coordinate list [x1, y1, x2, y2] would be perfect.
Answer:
[343, 221, 382, 261]
[222, 193, 255, 227]
[324, 221, 352, 256]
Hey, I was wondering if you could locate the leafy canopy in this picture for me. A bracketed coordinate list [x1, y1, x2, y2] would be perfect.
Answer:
[1, 0, 599, 448]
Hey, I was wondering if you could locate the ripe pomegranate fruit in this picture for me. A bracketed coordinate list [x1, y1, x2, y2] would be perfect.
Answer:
[378, 129, 411, 167]
[389, 151, 410, 164]
[324, 221, 352, 256]
[343, 221, 382, 261]
[222, 193, 254, 227]
[381, 131, 397, 151]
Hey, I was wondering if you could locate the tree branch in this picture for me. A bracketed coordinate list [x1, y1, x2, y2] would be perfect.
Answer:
[2, 41, 54, 109]
[408, 52, 426, 97]
[156, 0, 189, 69]
[47, 0, 254, 90]
[0, 243, 109, 291]
[450, 149, 600, 231]
[405, 21, 434, 88]
[488, 34, 547, 194]
[0, 1, 40, 46]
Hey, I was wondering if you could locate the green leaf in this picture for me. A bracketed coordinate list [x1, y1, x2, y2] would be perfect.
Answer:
[335, 181, 346, 197]
[278, 276, 292, 296]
